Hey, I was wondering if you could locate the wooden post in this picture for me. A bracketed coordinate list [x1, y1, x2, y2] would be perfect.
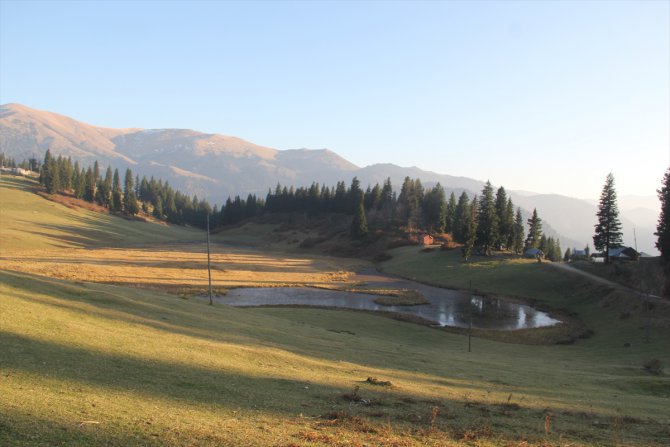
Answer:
[207, 213, 213, 306]
[645, 290, 651, 344]
[468, 280, 472, 353]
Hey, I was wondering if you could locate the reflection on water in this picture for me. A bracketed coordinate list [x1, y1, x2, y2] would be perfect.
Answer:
[220, 280, 560, 331]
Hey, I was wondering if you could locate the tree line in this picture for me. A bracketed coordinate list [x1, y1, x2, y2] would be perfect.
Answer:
[0, 153, 41, 172]
[15, 150, 567, 260]
[263, 176, 563, 260]
[37, 150, 216, 228]
[9, 150, 670, 265]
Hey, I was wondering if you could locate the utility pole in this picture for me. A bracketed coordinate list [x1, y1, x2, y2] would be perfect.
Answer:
[207, 213, 213, 305]
[644, 283, 651, 344]
[468, 280, 472, 353]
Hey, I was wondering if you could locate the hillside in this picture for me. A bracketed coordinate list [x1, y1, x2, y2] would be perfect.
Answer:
[0, 103, 660, 253]
[1, 174, 670, 446]
[0, 176, 201, 253]
[0, 103, 358, 203]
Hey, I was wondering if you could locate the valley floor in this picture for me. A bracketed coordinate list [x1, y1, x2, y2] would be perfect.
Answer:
[1, 175, 669, 446]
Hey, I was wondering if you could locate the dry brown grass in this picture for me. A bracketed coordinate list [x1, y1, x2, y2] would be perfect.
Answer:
[0, 244, 366, 293]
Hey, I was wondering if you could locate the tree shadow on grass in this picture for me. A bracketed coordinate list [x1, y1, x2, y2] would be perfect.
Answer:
[3, 331, 662, 447]
[2, 270, 479, 393]
[3, 271, 668, 445]
[4, 269, 667, 429]
[0, 412, 165, 447]
[1, 331, 335, 413]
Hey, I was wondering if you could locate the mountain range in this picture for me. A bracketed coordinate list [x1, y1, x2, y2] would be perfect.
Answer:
[0, 103, 660, 254]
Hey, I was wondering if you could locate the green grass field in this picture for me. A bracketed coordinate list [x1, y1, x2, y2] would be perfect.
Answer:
[381, 246, 670, 355]
[0, 176, 202, 253]
[1, 175, 669, 446]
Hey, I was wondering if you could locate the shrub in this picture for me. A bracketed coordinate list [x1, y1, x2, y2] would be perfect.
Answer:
[642, 358, 664, 375]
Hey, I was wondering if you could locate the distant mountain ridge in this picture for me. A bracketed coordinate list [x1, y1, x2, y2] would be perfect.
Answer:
[0, 103, 659, 254]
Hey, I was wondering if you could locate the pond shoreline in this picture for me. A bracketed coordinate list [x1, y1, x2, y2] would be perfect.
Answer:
[208, 267, 566, 331]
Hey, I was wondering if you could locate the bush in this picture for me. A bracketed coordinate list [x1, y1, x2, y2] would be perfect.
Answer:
[299, 236, 328, 248]
[642, 358, 664, 375]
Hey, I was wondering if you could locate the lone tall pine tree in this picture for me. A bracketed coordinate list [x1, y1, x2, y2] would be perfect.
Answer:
[593, 173, 623, 264]
[655, 167, 670, 261]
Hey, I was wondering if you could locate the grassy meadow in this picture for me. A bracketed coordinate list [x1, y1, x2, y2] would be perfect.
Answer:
[1, 174, 669, 446]
[380, 247, 670, 353]
[0, 176, 366, 294]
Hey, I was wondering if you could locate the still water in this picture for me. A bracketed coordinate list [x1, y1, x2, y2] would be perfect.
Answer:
[219, 271, 560, 330]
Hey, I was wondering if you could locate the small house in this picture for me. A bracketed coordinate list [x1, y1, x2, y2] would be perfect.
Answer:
[418, 233, 434, 246]
[571, 249, 586, 257]
[608, 246, 640, 261]
[11, 167, 29, 176]
[524, 248, 544, 259]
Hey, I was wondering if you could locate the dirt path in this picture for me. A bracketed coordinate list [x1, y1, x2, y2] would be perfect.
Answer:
[547, 262, 621, 287]
[547, 262, 664, 301]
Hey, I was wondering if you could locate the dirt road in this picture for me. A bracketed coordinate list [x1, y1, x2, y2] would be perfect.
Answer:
[547, 262, 663, 300]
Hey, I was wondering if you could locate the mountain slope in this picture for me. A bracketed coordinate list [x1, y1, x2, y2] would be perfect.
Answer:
[0, 103, 136, 163]
[0, 103, 359, 201]
[0, 103, 659, 253]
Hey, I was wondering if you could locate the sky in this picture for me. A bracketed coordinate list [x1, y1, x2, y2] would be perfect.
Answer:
[1, 0, 668, 200]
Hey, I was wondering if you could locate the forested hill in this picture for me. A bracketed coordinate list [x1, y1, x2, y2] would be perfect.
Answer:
[0, 103, 488, 204]
[0, 103, 659, 253]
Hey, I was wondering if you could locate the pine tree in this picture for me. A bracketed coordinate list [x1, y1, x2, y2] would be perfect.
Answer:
[378, 177, 394, 222]
[539, 234, 548, 255]
[123, 168, 133, 212]
[553, 239, 562, 263]
[525, 208, 542, 250]
[95, 179, 105, 205]
[593, 173, 623, 263]
[564, 248, 572, 262]
[40, 149, 52, 187]
[494, 187, 511, 248]
[397, 178, 411, 225]
[41, 149, 63, 194]
[102, 167, 113, 207]
[476, 181, 499, 254]
[334, 181, 347, 213]
[58, 156, 73, 190]
[504, 197, 515, 249]
[93, 161, 100, 183]
[655, 167, 670, 261]
[348, 177, 363, 214]
[545, 236, 554, 259]
[423, 183, 446, 233]
[513, 208, 524, 254]
[445, 192, 457, 233]
[83, 167, 95, 202]
[123, 168, 139, 214]
[351, 201, 368, 239]
[49, 158, 61, 194]
[410, 179, 424, 229]
[453, 192, 470, 243]
[112, 169, 123, 212]
[463, 196, 478, 261]
[73, 163, 85, 199]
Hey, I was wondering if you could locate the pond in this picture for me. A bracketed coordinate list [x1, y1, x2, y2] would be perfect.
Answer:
[216, 270, 561, 331]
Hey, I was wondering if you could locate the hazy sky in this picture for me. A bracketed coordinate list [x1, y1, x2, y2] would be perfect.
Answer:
[1, 0, 668, 200]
